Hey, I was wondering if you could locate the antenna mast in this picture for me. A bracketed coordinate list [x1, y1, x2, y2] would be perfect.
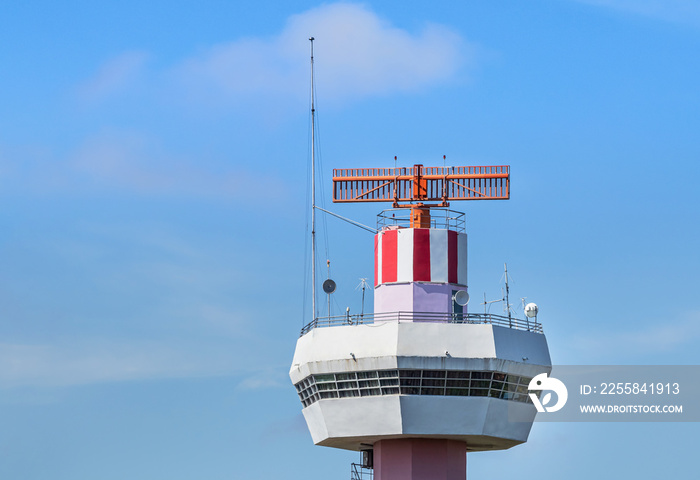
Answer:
[356, 278, 369, 319]
[504, 262, 512, 327]
[310, 37, 317, 323]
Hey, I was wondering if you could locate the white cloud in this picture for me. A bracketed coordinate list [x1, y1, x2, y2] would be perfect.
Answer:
[7, 4, 469, 196]
[174, 2, 470, 104]
[63, 130, 285, 199]
[77, 51, 149, 103]
[572, 0, 700, 26]
[0, 130, 289, 199]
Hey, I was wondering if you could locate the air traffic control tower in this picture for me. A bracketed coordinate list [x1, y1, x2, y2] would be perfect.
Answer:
[290, 164, 552, 480]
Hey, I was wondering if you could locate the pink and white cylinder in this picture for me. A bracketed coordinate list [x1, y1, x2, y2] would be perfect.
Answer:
[374, 227, 468, 317]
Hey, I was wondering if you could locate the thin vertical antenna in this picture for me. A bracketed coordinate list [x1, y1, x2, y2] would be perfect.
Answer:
[310, 37, 317, 323]
[504, 263, 512, 327]
[361, 279, 366, 318]
[357, 278, 368, 319]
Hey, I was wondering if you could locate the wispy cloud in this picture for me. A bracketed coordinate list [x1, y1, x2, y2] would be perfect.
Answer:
[69, 130, 283, 198]
[0, 340, 238, 388]
[572, 0, 700, 26]
[0, 221, 279, 390]
[0, 130, 287, 199]
[566, 313, 700, 362]
[8, 3, 469, 198]
[172, 2, 470, 105]
[76, 51, 149, 103]
[237, 367, 289, 391]
[73, 4, 469, 109]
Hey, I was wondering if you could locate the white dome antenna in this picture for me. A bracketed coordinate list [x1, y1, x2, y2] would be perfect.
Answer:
[524, 302, 539, 319]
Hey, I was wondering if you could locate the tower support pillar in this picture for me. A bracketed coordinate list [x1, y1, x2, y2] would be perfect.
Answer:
[374, 438, 466, 480]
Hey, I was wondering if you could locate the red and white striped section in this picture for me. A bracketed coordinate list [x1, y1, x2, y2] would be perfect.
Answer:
[374, 228, 467, 286]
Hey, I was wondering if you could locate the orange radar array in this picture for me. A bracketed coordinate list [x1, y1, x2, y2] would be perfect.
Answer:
[333, 163, 510, 228]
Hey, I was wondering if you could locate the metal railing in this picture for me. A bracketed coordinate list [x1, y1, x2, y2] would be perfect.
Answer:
[300, 311, 542, 336]
[350, 463, 373, 480]
[377, 208, 466, 232]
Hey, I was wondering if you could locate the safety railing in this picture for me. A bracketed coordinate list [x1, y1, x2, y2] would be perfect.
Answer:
[377, 208, 466, 232]
[300, 311, 542, 336]
[350, 463, 373, 480]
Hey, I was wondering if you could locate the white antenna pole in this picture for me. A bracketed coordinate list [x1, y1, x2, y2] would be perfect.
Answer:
[310, 37, 317, 323]
[362, 281, 366, 318]
[355, 278, 369, 320]
[360, 278, 367, 318]
[504, 262, 512, 327]
[327, 259, 331, 317]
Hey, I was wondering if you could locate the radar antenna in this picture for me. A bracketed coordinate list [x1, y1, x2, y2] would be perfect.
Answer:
[332, 163, 510, 228]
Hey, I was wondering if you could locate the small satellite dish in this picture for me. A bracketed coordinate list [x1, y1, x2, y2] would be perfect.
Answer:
[322, 279, 337, 294]
[453, 290, 470, 306]
[524, 302, 539, 318]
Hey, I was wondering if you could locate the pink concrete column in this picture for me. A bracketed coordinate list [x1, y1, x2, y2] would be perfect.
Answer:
[374, 439, 467, 480]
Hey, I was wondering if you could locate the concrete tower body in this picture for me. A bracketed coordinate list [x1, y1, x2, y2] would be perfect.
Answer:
[291, 201, 552, 480]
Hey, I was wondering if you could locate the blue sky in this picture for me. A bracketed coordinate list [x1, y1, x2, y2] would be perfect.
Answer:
[1, 1, 698, 479]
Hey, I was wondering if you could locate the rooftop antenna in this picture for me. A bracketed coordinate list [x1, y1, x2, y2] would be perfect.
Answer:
[524, 301, 539, 332]
[504, 263, 512, 327]
[481, 289, 504, 314]
[310, 37, 317, 323]
[356, 278, 369, 319]
[325, 259, 333, 316]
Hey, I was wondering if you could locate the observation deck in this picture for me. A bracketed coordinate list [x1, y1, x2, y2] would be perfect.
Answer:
[290, 319, 551, 452]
